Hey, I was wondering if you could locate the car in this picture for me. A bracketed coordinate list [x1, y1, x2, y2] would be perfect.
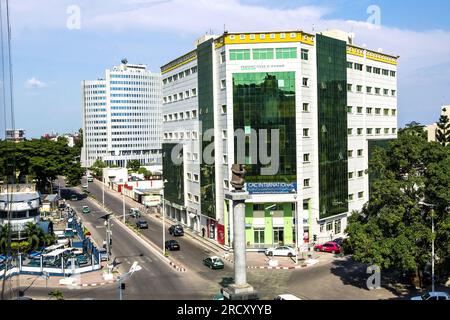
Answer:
[203, 256, 224, 269]
[82, 206, 90, 214]
[165, 240, 180, 251]
[314, 242, 341, 254]
[98, 249, 108, 261]
[129, 208, 141, 218]
[265, 246, 297, 257]
[411, 292, 449, 300]
[70, 195, 78, 201]
[87, 175, 94, 182]
[136, 220, 148, 229]
[169, 224, 184, 236]
[332, 237, 345, 247]
[274, 294, 302, 300]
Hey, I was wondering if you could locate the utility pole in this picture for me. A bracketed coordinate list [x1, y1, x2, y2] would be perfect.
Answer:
[419, 202, 436, 292]
[122, 191, 126, 223]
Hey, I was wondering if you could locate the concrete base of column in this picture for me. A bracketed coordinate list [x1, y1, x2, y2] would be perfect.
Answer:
[222, 283, 259, 300]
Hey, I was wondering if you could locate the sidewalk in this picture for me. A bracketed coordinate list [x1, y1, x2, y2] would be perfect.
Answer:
[14, 264, 118, 289]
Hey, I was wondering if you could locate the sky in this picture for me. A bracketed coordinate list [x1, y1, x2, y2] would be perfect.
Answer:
[3, 0, 450, 138]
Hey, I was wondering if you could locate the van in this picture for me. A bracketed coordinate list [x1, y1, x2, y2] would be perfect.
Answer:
[274, 294, 302, 300]
[87, 175, 94, 182]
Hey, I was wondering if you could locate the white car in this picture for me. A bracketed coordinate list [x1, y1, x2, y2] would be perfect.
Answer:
[265, 246, 296, 257]
[411, 292, 449, 300]
[274, 294, 302, 300]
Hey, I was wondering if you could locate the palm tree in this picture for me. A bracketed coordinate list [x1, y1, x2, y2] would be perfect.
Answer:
[24, 222, 43, 251]
[0, 224, 11, 254]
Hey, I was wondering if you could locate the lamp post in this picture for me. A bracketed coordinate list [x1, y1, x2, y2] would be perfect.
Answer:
[419, 202, 436, 292]
[122, 190, 126, 223]
[160, 180, 168, 255]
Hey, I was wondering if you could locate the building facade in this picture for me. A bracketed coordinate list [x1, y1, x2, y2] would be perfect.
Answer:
[161, 30, 398, 249]
[82, 60, 162, 168]
[425, 105, 450, 142]
[5, 129, 26, 143]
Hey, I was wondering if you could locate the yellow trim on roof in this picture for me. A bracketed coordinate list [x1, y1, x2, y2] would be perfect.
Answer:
[366, 51, 397, 65]
[214, 31, 315, 47]
[161, 51, 197, 74]
[347, 46, 364, 57]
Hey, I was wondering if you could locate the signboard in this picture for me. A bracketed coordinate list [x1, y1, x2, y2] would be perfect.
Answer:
[246, 182, 297, 194]
[142, 195, 161, 207]
[217, 224, 225, 245]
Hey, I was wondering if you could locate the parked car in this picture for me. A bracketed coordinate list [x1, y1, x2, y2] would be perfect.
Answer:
[87, 175, 94, 182]
[82, 206, 90, 214]
[165, 240, 180, 251]
[411, 292, 449, 300]
[203, 256, 224, 269]
[129, 208, 141, 218]
[314, 242, 341, 254]
[136, 220, 148, 229]
[265, 246, 296, 257]
[332, 237, 345, 247]
[98, 249, 108, 261]
[274, 294, 302, 300]
[169, 225, 184, 236]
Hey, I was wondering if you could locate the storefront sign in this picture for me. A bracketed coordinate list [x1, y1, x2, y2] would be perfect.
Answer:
[246, 182, 297, 194]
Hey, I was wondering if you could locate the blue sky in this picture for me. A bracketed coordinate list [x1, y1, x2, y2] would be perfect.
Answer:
[4, 0, 450, 138]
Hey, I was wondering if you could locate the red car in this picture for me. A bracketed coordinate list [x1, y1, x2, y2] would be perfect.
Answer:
[314, 242, 341, 254]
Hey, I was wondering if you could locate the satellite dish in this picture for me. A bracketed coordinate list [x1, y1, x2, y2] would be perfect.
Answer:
[68, 218, 73, 223]
[121, 58, 128, 65]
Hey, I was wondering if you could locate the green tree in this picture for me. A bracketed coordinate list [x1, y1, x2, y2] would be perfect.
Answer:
[137, 167, 151, 178]
[24, 222, 43, 251]
[127, 160, 141, 172]
[346, 124, 450, 287]
[90, 159, 107, 178]
[48, 290, 64, 300]
[436, 109, 450, 146]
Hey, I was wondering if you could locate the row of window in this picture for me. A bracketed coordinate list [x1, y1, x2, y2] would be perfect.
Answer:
[348, 127, 397, 136]
[111, 93, 157, 98]
[85, 96, 106, 101]
[348, 62, 396, 77]
[348, 170, 366, 179]
[111, 137, 152, 142]
[186, 172, 200, 183]
[110, 87, 157, 92]
[229, 47, 309, 61]
[347, 106, 396, 116]
[85, 102, 106, 106]
[320, 219, 342, 235]
[110, 100, 156, 104]
[347, 84, 396, 96]
[162, 66, 197, 85]
[84, 90, 106, 95]
[84, 84, 106, 89]
[187, 193, 200, 204]
[163, 130, 199, 140]
[110, 81, 154, 86]
[348, 192, 365, 201]
[163, 110, 197, 122]
[110, 74, 152, 79]
[163, 88, 197, 104]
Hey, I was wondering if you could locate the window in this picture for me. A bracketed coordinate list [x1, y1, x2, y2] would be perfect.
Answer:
[222, 130, 227, 139]
[194, 195, 199, 203]
[224, 180, 229, 189]
[187, 173, 192, 181]
[366, 107, 373, 115]
[366, 86, 372, 94]
[375, 108, 381, 115]
[354, 63, 363, 71]
[375, 88, 381, 95]
[347, 84, 352, 92]
[223, 155, 228, 164]
[179, 92, 184, 100]
[193, 174, 199, 182]
[348, 150, 353, 158]
[358, 170, 364, 177]
[348, 172, 354, 179]
[303, 200, 310, 210]
[301, 49, 309, 60]
[391, 90, 396, 96]
[187, 193, 193, 201]
[254, 228, 265, 245]
[253, 48, 274, 60]
[239, 34, 245, 40]
[376, 128, 381, 135]
[221, 105, 227, 114]
[221, 79, 226, 89]
[357, 149, 363, 157]
[384, 108, 390, 116]
[220, 51, 226, 63]
[357, 128, 363, 135]
[390, 70, 396, 77]
[367, 128, 373, 135]
[326, 222, 333, 232]
[280, 33, 286, 39]
[382, 69, 389, 76]
[260, 33, 266, 39]
[347, 106, 353, 113]
[302, 103, 309, 112]
[384, 128, 389, 134]
[275, 47, 297, 59]
[384, 89, 389, 96]
[366, 66, 372, 73]
[163, 115, 167, 122]
[374, 67, 381, 74]
[348, 194, 354, 201]
[192, 88, 197, 96]
[193, 153, 199, 160]
[357, 85, 363, 93]
[249, 34, 255, 40]
[392, 109, 396, 116]
[302, 78, 309, 87]
[358, 191, 364, 199]
[348, 128, 353, 135]
[304, 179, 310, 187]
[185, 69, 191, 76]
[192, 110, 197, 118]
[347, 62, 353, 69]
[303, 128, 310, 137]
[320, 224, 324, 233]
[229, 49, 251, 60]
[335, 220, 341, 234]
[392, 128, 397, 134]
[303, 153, 310, 163]
[185, 90, 190, 98]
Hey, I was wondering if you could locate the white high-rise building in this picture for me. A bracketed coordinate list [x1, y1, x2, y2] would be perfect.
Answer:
[82, 60, 162, 168]
[161, 30, 398, 249]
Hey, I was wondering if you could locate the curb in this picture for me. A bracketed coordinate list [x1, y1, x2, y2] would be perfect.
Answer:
[79, 280, 117, 287]
[221, 255, 318, 270]
[169, 261, 187, 272]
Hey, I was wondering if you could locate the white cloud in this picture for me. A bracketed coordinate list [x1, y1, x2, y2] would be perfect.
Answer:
[25, 77, 47, 89]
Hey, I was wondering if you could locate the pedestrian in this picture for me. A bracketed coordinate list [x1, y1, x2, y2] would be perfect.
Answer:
[202, 227, 205, 238]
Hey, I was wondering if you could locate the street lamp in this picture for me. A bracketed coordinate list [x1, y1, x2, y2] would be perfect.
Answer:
[418, 201, 436, 293]
[118, 261, 142, 300]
